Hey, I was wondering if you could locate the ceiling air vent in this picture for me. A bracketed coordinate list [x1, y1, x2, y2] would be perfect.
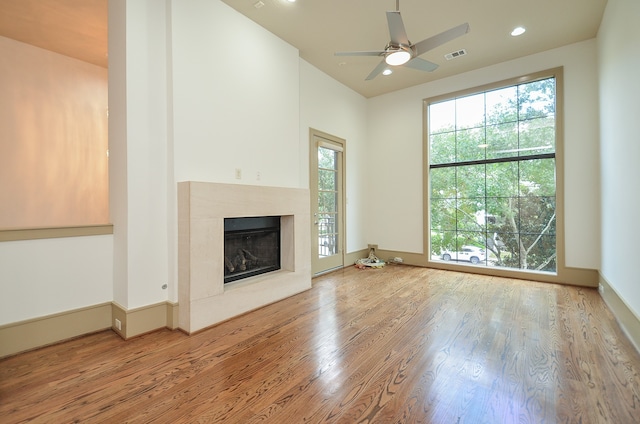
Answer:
[444, 49, 467, 61]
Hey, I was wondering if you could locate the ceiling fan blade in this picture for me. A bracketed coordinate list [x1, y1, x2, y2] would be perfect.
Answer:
[365, 60, 389, 81]
[386, 11, 410, 45]
[404, 57, 439, 72]
[413, 22, 470, 57]
[335, 50, 385, 57]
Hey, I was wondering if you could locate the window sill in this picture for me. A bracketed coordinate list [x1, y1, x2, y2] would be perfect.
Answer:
[0, 224, 113, 242]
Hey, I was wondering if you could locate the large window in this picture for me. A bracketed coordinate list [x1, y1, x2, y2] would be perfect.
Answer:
[427, 70, 560, 273]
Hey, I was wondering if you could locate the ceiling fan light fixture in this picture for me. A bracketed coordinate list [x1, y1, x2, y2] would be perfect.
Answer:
[382, 69, 393, 76]
[385, 50, 411, 66]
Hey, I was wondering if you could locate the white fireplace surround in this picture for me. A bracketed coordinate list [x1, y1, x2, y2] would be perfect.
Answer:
[178, 181, 312, 333]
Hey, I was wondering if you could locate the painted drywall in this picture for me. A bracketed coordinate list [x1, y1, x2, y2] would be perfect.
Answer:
[171, 0, 301, 188]
[108, 0, 171, 310]
[0, 36, 109, 228]
[299, 59, 369, 253]
[366, 40, 601, 271]
[598, 0, 640, 319]
[0, 36, 112, 327]
[0, 235, 113, 325]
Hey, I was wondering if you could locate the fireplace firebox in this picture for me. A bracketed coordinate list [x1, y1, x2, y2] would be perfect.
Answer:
[224, 216, 281, 284]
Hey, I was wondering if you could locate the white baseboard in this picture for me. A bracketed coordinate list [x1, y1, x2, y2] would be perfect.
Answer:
[599, 274, 640, 354]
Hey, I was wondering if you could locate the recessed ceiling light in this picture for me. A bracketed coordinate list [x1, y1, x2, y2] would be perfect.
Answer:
[286, 0, 296, 2]
[511, 26, 526, 37]
[382, 69, 393, 76]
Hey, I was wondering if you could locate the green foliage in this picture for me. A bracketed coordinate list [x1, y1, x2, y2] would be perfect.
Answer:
[317, 147, 339, 250]
[428, 77, 557, 271]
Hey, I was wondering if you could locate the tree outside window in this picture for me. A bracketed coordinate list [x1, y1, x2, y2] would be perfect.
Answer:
[428, 75, 557, 272]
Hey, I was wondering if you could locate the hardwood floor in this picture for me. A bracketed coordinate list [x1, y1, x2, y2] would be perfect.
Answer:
[1, 265, 639, 423]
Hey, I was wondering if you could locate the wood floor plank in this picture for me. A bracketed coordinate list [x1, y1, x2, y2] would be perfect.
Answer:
[1, 265, 639, 423]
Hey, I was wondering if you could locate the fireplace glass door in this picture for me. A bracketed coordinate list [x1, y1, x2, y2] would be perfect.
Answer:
[224, 216, 281, 283]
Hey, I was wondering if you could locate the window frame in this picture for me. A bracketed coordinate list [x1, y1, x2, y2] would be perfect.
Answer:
[423, 67, 571, 283]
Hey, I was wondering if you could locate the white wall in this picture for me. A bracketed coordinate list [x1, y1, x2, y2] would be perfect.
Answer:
[0, 236, 113, 324]
[171, 0, 301, 189]
[598, 0, 640, 319]
[109, 0, 171, 309]
[299, 59, 369, 253]
[366, 40, 601, 271]
[0, 38, 111, 326]
[0, 37, 109, 228]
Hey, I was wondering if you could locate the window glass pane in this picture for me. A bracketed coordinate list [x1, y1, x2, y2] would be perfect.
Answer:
[431, 198, 456, 231]
[456, 231, 486, 254]
[318, 191, 336, 213]
[456, 93, 485, 130]
[318, 169, 337, 191]
[520, 234, 556, 271]
[486, 122, 518, 159]
[430, 167, 456, 199]
[430, 132, 456, 165]
[487, 162, 518, 198]
[456, 165, 486, 199]
[500, 233, 521, 268]
[518, 79, 555, 120]
[456, 128, 486, 162]
[519, 116, 555, 155]
[485, 197, 507, 232]
[520, 159, 556, 197]
[318, 147, 336, 169]
[318, 213, 338, 257]
[429, 100, 456, 134]
[456, 198, 486, 231]
[518, 196, 556, 235]
[433, 230, 457, 256]
[486, 86, 518, 124]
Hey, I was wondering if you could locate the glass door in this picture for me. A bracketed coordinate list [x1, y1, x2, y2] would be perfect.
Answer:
[310, 130, 345, 275]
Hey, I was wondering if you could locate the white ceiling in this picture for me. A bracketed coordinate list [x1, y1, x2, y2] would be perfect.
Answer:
[221, 0, 607, 97]
[0, 0, 607, 98]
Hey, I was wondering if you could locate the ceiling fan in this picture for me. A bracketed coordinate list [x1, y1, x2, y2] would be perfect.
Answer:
[335, 0, 470, 80]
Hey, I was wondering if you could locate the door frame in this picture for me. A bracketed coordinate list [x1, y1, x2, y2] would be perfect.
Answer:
[309, 128, 346, 275]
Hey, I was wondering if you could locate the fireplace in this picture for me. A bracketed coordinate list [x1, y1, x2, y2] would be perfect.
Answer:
[224, 216, 281, 283]
[178, 182, 311, 333]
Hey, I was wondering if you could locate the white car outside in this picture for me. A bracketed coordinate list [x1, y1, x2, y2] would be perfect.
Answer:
[441, 246, 486, 264]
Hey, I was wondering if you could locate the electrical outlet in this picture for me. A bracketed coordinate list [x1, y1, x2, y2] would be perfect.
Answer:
[235, 168, 242, 179]
[598, 284, 604, 295]
[368, 244, 378, 250]
[115, 318, 122, 331]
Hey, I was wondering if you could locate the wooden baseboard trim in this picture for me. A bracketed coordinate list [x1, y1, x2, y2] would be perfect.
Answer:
[369, 248, 598, 287]
[0, 301, 180, 358]
[112, 301, 180, 339]
[599, 274, 640, 354]
[0, 303, 112, 358]
[0, 224, 114, 242]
